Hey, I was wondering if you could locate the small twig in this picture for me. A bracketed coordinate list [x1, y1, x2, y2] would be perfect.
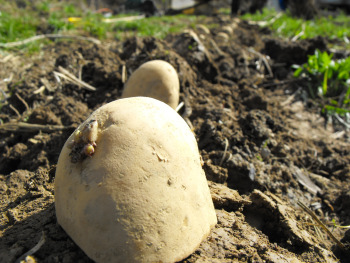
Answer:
[292, 31, 305, 42]
[247, 48, 273, 78]
[247, 12, 282, 27]
[122, 64, 127, 84]
[15, 93, 30, 112]
[219, 138, 229, 166]
[40, 77, 55, 92]
[33, 86, 46, 95]
[0, 74, 13, 103]
[53, 72, 62, 90]
[281, 87, 302, 107]
[304, 221, 324, 240]
[209, 38, 225, 57]
[176, 101, 185, 113]
[313, 218, 325, 241]
[297, 201, 345, 250]
[0, 87, 8, 103]
[0, 34, 101, 48]
[78, 65, 83, 89]
[103, 15, 145, 23]
[180, 87, 193, 130]
[58, 66, 95, 90]
[15, 231, 46, 263]
[332, 224, 350, 229]
[259, 78, 302, 88]
[9, 105, 21, 118]
[0, 54, 14, 63]
[0, 73, 14, 84]
[330, 130, 345, 139]
[292, 24, 306, 42]
[56, 66, 96, 91]
[76, 52, 85, 89]
[241, 49, 250, 77]
[182, 86, 192, 119]
[225, 153, 233, 163]
[334, 114, 350, 130]
[281, 93, 297, 107]
[0, 122, 73, 133]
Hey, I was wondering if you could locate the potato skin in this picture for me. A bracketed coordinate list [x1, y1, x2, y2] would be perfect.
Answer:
[121, 60, 180, 109]
[55, 97, 217, 263]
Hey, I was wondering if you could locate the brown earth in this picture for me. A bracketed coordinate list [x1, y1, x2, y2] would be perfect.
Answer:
[0, 15, 350, 263]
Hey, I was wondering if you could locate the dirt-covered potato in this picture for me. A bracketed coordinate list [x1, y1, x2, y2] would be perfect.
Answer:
[121, 60, 180, 109]
[54, 97, 217, 263]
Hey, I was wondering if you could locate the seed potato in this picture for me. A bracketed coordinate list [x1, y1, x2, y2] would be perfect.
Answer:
[121, 60, 180, 109]
[55, 97, 217, 263]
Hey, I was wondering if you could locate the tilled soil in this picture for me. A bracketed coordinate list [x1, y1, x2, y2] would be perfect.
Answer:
[0, 15, 349, 262]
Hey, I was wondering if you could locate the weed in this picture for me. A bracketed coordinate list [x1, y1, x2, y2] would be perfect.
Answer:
[293, 49, 350, 115]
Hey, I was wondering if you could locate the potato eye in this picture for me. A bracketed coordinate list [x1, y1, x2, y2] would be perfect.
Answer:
[83, 144, 95, 156]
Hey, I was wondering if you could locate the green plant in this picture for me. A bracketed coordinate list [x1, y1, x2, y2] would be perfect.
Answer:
[113, 15, 197, 39]
[0, 2, 65, 51]
[241, 8, 350, 44]
[293, 49, 350, 115]
[81, 13, 108, 39]
[0, 0, 201, 50]
[332, 219, 350, 229]
[46, 3, 82, 32]
[0, 11, 38, 43]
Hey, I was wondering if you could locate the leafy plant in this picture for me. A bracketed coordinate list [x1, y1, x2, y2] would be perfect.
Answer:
[293, 49, 350, 115]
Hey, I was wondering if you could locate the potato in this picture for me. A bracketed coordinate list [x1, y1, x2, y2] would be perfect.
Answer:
[121, 60, 180, 109]
[55, 97, 217, 263]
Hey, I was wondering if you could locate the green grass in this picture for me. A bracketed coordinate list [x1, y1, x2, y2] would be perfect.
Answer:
[0, 10, 38, 42]
[0, 7, 43, 53]
[241, 8, 350, 42]
[112, 15, 198, 40]
[2, 2, 350, 49]
[0, 0, 199, 50]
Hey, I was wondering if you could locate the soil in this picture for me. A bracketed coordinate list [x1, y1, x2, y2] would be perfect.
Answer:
[0, 14, 350, 263]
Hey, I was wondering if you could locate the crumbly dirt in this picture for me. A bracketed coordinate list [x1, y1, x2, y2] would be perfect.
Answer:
[0, 15, 350, 263]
